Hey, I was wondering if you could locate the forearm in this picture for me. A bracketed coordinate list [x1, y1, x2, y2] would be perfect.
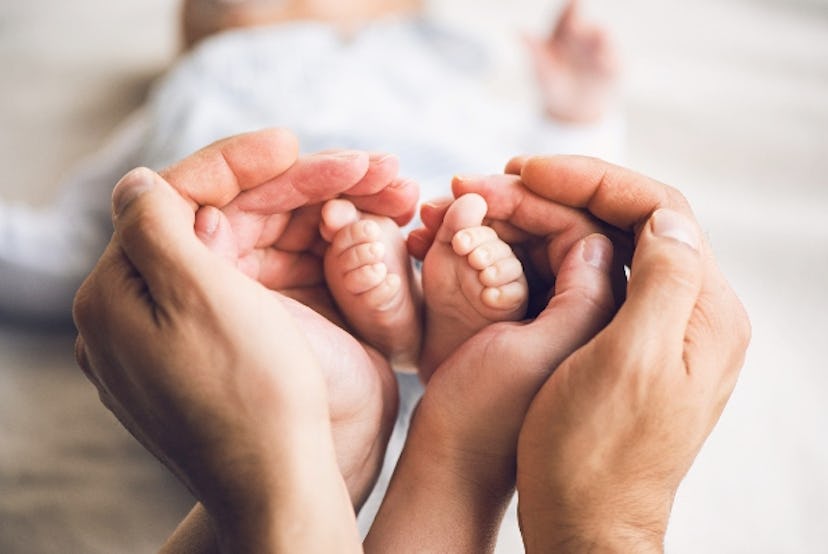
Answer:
[209, 422, 362, 554]
[522, 522, 664, 554]
[364, 419, 513, 553]
[518, 488, 669, 554]
[161, 421, 362, 554]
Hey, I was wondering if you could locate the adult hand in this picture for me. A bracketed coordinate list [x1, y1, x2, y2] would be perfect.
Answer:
[367, 193, 620, 552]
[75, 129, 419, 550]
[457, 155, 751, 552]
[74, 168, 359, 553]
[161, 130, 419, 506]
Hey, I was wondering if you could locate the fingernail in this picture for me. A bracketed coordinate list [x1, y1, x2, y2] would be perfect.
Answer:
[112, 168, 155, 215]
[328, 150, 364, 162]
[455, 231, 471, 249]
[390, 178, 414, 189]
[651, 209, 700, 251]
[200, 207, 220, 238]
[370, 152, 398, 164]
[453, 173, 484, 182]
[361, 220, 380, 238]
[370, 241, 385, 258]
[582, 234, 612, 270]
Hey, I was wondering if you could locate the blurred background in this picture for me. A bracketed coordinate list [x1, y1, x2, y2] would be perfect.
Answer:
[1, 0, 826, 552]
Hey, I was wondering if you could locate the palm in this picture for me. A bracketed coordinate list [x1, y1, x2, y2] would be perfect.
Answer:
[166, 144, 416, 508]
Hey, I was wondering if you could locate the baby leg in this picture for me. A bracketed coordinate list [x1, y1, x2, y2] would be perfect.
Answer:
[321, 199, 421, 370]
[420, 193, 528, 380]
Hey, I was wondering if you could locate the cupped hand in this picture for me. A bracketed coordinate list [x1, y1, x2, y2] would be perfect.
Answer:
[367, 193, 620, 552]
[159, 130, 419, 506]
[74, 168, 360, 552]
[458, 155, 750, 552]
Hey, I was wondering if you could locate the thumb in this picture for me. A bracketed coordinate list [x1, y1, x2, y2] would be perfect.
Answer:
[111, 167, 214, 304]
[513, 233, 617, 373]
[608, 209, 704, 353]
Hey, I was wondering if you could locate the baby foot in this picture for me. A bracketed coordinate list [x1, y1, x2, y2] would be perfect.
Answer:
[420, 193, 528, 380]
[321, 199, 421, 370]
[525, 0, 620, 123]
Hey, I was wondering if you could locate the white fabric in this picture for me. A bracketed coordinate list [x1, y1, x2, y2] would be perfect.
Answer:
[0, 18, 621, 321]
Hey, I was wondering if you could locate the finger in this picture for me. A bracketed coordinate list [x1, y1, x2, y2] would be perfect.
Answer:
[110, 167, 216, 307]
[552, 0, 580, 40]
[407, 228, 434, 261]
[405, 198, 452, 259]
[343, 153, 400, 195]
[516, 233, 616, 372]
[72, 236, 165, 382]
[519, 156, 749, 377]
[345, 178, 420, 226]
[195, 205, 239, 266]
[160, 128, 299, 210]
[452, 173, 608, 273]
[420, 197, 452, 231]
[228, 150, 371, 216]
[504, 156, 528, 175]
[519, 155, 693, 233]
[243, 249, 324, 291]
[603, 209, 703, 360]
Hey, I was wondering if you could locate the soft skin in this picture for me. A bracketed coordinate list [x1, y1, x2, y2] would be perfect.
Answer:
[369, 155, 748, 553]
[74, 129, 419, 552]
[461, 155, 751, 552]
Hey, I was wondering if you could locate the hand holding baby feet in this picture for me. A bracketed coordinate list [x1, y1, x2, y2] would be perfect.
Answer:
[524, 0, 620, 123]
[158, 132, 420, 508]
[420, 193, 528, 380]
[320, 199, 422, 370]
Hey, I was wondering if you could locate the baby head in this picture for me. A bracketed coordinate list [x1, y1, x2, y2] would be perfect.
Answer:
[183, 0, 424, 47]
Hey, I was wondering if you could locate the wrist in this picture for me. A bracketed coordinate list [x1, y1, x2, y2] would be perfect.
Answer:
[521, 521, 664, 554]
[204, 418, 361, 553]
[365, 409, 514, 553]
[518, 486, 669, 554]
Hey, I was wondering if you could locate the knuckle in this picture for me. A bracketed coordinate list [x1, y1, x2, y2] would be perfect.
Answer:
[72, 280, 95, 332]
[662, 183, 690, 210]
[636, 251, 700, 296]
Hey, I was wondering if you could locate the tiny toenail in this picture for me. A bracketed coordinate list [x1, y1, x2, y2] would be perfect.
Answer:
[486, 287, 502, 301]
[370, 242, 385, 257]
[477, 248, 491, 263]
[362, 220, 379, 237]
[456, 231, 471, 248]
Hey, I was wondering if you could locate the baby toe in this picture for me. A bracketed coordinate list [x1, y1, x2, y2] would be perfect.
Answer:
[320, 199, 360, 242]
[467, 239, 513, 271]
[343, 262, 388, 294]
[481, 281, 528, 311]
[330, 219, 382, 257]
[337, 241, 386, 274]
[359, 273, 403, 311]
[479, 256, 524, 288]
[451, 226, 497, 256]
